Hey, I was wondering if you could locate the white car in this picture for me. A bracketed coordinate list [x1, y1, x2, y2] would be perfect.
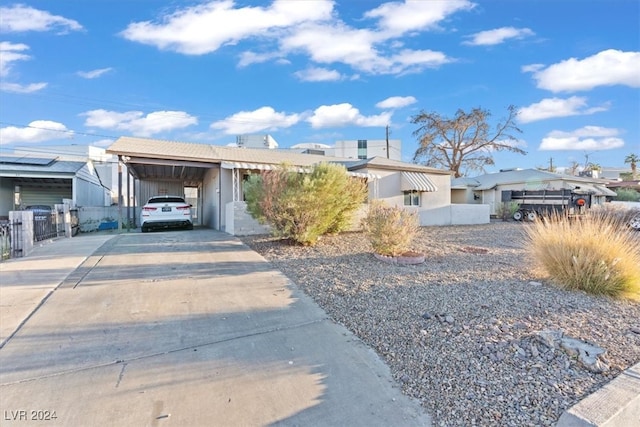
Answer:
[141, 195, 193, 232]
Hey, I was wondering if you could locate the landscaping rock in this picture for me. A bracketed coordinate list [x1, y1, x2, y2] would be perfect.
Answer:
[241, 222, 640, 427]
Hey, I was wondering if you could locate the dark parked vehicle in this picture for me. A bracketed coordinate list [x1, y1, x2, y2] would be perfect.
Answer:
[25, 205, 53, 221]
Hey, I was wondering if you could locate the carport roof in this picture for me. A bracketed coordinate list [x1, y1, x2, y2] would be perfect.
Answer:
[107, 136, 347, 167]
[107, 137, 452, 182]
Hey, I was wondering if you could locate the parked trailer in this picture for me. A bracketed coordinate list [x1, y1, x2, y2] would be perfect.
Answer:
[501, 189, 591, 221]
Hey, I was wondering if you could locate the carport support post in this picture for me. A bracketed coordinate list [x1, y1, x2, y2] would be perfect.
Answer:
[118, 157, 123, 232]
[127, 170, 131, 228]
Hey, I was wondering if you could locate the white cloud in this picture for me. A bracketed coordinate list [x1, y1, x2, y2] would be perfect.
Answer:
[281, 23, 451, 74]
[0, 42, 47, 92]
[0, 81, 47, 93]
[365, 0, 474, 36]
[0, 41, 31, 77]
[518, 96, 609, 123]
[376, 96, 417, 109]
[463, 27, 534, 46]
[0, 4, 83, 33]
[528, 49, 640, 92]
[521, 63, 543, 73]
[539, 126, 624, 151]
[209, 106, 301, 134]
[0, 120, 72, 145]
[293, 67, 342, 82]
[120, 0, 466, 76]
[237, 51, 284, 67]
[306, 103, 392, 128]
[77, 68, 113, 79]
[120, 0, 333, 55]
[82, 109, 198, 137]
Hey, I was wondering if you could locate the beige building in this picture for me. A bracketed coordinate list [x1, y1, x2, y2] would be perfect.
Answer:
[107, 136, 488, 235]
[451, 169, 616, 216]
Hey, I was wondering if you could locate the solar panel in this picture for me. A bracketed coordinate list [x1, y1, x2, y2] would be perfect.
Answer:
[0, 156, 56, 166]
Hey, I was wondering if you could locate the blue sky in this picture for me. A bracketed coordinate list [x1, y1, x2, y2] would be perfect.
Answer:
[1, 0, 638, 173]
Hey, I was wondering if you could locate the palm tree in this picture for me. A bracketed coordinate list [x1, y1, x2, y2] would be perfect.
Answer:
[625, 153, 639, 180]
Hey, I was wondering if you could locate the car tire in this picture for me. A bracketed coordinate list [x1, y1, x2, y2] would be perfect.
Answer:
[186, 224, 194, 230]
[141, 226, 148, 233]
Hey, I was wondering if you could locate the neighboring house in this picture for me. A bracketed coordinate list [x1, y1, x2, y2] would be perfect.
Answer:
[451, 168, 617, 216]
[599, 166, 633, 181]
[289, 139, 402, 160]
[0, 153, 111, 218]
[333, 139, 402, 161]
[106, 136, 489, 235]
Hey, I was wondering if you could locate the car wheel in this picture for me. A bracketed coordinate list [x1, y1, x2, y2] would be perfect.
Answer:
[186, 224, 194, 230]
[513, 210, 523, 221]
[141, 226, 148, 233]
[629, 215, 640, 230]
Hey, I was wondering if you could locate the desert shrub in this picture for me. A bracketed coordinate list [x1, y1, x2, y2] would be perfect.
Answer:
[614, 188, 640, 202]
[244, 163, 367, 246]
[362, 200, 420, 257]
[495, 201, 520, 221]
[524, 211, 640, 300]
[589, 203, 640, 227]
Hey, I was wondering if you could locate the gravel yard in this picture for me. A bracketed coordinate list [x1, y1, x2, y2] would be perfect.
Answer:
[241, 221, 640, 427]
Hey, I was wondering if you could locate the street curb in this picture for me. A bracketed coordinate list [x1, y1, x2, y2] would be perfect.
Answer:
[556, 362, 640, 426]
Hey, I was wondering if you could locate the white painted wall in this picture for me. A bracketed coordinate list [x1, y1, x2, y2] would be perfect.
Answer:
[202, 168, 219, 229]
[334, 139, 402, 161]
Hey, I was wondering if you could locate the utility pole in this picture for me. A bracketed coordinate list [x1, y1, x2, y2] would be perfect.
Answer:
[385, 125, 390, 159]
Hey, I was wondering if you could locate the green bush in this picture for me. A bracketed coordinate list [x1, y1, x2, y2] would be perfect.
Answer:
[524, 211, 640, 301]
[244, 163, 368, 245]
[361, 200, 420, 257]
[495, 201, 520, 221]
[614, 188, 640, 202]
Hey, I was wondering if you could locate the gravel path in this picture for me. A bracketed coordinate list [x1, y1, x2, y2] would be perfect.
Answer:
[240, 222, 640, 427]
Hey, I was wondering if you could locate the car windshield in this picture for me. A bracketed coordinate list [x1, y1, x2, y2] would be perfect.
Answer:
[147, 197, 185, 204]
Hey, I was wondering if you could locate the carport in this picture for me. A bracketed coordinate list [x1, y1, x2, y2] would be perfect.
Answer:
[114, 155, 218, 229]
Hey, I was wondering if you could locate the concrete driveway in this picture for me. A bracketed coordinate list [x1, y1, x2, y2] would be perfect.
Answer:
[0, 229, 430, 426]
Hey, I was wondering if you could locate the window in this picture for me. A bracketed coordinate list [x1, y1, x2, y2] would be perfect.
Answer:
[357, 139, 367, 159]
[403, 190, 420, 206]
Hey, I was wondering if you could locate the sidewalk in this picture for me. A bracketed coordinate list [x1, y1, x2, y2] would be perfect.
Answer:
[0, 230, 431, 426]
[0, 233, 117, 346]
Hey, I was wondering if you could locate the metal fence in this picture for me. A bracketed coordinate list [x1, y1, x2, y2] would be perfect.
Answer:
[0, 208, 71, 261]
[33, 211, 60, 242]
[0, 218, 24, 261]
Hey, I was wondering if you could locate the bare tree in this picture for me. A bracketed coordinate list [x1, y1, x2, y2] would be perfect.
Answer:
[567, 161, 581, 176]
[411, 105, 525, 177]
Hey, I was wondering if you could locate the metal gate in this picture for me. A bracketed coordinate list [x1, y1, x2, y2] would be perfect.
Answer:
[0, 218, 24, 261]
[33, 211, 59, 242]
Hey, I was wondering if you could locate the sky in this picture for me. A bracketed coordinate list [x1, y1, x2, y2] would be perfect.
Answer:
[0, 0, 639, 174]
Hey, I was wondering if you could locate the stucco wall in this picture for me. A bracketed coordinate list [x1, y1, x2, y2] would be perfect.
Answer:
[225, 201, 271, 236]
[202, 168, 219, 229]
[451, 204, 490, 224]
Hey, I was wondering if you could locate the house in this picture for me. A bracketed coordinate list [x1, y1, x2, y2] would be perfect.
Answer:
[451, 168, 617, 216]
[0, 152, 111, 219]
[332, 139, 402, 161]
[106, 136, 489, 235]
